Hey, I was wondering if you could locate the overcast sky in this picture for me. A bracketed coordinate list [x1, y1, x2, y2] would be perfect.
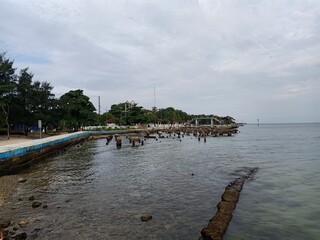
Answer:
[1, 0, 320, 123]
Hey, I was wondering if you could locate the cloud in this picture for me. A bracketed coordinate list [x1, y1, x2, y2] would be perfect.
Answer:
[1, 0, 320, 122]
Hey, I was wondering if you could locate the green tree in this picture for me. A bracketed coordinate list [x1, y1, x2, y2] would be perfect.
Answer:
[145, 111, 157, 124]
[126, 105, 146, 125]
[104, 112, 116, 124]
[59, 89, 96, 129]
[94, 112, 117, 126]
[109, 103, 126, 125]
[30, 81, 56, 132]
[0, 53, 16, 138]
[10, 68, 34, 127]
[156, 107, 190, 124]
[16, 68, 33, 110]
[109, 102, 148, 125]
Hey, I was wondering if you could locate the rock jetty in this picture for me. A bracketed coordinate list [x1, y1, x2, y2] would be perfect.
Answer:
[201, 168, 258, 240]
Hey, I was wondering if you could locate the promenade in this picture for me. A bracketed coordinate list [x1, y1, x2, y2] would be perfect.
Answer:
[0, 132, 89, 160]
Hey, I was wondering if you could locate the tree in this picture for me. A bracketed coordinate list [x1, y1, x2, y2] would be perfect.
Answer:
[10, 68, 34, 127]
[144, 110, 157, 124]
[109, 103, 125, 125]
[0, 53, 16, 139]
[109, 102, 148, 125]
[30, 80, 55, 132]
[126, 105, 146, 125]
[156, 107, 190, 124]
[16, 68, 33, 110]
[104, 112, 116, 124]
[94, 112, 116, 126]
[59, 89, 96, 129]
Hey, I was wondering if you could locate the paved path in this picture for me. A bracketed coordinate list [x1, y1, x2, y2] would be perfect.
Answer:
[0, 132, 88, 159]
[0, 138, 32, 147]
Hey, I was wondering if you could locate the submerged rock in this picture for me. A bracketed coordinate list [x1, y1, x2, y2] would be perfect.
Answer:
[28, 195, 35, 201]
[141, 215, 152, 222]
[32, 202, 42, 208]
[0, 219, 11, 228]
[13, 231, 27, 240]
[17, 178, 27, 183]
[18, 220, 28, 227]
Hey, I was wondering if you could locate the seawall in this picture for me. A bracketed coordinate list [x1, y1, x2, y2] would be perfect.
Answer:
[0, 131, 126, 176]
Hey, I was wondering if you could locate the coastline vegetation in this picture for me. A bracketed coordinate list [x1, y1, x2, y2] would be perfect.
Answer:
[1, 52, 235, 138]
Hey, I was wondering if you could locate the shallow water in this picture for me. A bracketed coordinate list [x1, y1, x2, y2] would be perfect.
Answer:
[1, 124, 319, 239]
[225, 124, 320, 240]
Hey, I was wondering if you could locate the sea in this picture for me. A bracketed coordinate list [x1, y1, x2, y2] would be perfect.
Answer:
[0, 123, 319, 239]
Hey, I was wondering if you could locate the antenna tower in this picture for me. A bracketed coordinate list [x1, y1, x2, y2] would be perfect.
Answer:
[98, 96, 101, 115]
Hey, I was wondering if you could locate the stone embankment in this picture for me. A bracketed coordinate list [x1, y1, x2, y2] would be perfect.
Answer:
[201, 168, 258, 240]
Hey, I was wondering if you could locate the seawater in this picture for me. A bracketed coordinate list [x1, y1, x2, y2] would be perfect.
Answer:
[0, 124, 319, 239]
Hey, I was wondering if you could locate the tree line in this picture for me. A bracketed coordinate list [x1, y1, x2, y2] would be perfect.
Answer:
[1, 52, 235, 138]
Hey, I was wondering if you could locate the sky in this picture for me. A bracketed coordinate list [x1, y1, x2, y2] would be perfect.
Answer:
[1, 0, 320, 123]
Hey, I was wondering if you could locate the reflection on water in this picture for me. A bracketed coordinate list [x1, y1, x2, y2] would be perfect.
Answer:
[1, 124, 320, 239]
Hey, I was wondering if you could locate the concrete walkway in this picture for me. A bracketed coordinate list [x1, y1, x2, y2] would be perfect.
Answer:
[0, 138, 32, 147]
[0, 130, 128, 161]
[0, 132, 89, 160]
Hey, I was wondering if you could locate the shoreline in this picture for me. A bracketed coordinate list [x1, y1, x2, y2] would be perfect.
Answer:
[0, 174, 18, 207]
[0, 137, 35, 208]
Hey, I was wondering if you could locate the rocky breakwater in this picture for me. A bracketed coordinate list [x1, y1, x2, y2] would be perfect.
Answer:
[201, 168, 258, 240]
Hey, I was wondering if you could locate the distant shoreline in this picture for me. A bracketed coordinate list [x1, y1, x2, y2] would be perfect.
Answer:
[244, 122, 320, 125]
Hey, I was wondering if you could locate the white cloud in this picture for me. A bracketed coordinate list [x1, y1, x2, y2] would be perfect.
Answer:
[1, 0, 320, 123]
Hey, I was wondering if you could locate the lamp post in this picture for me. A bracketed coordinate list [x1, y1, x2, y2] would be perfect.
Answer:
[38, 120, 42, 139]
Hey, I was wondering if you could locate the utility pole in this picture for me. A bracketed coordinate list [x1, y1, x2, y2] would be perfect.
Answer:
[98, 96, 101, 115]
[154, 87, 156, 108]
[153, 86, 156, 112]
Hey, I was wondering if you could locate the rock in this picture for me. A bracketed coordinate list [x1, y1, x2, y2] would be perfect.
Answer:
[0, 219, 11, 228]
[221, 189, 240, 204]
[13, 226, 19, 231]
[32, 228, 41, 233]
[3, 229, 9, 237]
[81, 208, 87, 213]
[141, 214, 152, 222]
[32, 202, 42, 208]
[13, 232, 27, 240]
[30, 232, 38, 240]
[18, 198, 23, 201]
[201, 169, 257, 240]
[17, 178, 27, 183]
[28, 195, 35, 201]
[18, 220, 28, 227]
[43, 204, 48, 209]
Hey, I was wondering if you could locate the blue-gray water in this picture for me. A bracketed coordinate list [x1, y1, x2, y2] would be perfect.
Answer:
[1, 124, 319, 239]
